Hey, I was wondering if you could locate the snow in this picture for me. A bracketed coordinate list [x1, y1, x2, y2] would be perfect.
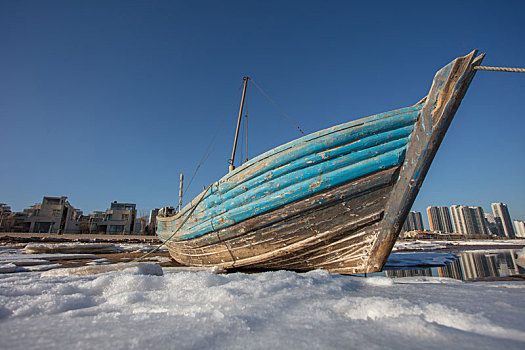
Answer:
[394, 239, 525, 252]
[0, 253, 99, 263]
[393, 240, 447, 251]
[452, 239, 525, 246]
[0, 269, 524, 349]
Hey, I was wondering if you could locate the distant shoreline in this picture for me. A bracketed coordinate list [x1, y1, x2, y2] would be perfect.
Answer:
[0, 232, 161, 244]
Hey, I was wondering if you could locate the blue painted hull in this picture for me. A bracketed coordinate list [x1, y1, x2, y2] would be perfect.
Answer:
[157, 51, 485, 273]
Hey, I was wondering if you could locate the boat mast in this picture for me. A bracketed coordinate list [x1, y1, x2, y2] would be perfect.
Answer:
[178, 173, 184, 212]
[229, 76, 249, 172]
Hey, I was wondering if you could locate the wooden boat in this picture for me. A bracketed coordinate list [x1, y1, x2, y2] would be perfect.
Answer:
[157, 50, 484, 274]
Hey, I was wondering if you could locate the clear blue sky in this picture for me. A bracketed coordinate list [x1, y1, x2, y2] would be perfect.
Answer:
[1, 0, 524, 226]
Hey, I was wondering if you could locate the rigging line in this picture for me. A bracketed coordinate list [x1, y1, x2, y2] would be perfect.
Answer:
[474, 66, 525, 73]
[250, 78, 306, 136]
[242, 92, 249, 164]
[238, 109, 245, 166]
[238, 90, 247, 166]
[184, 82, 244, 197]
[130, 184, 213, 263]
[245, 110, 248, 163]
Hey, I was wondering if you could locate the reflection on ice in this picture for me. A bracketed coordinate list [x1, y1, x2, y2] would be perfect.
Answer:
[385, 249, 525, 280]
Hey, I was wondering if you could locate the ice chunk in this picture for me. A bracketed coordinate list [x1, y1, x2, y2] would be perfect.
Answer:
[86, 258, 112, 265]
[23, 243, 120, 254]
[140, 256, 173, 263]
[0, 258, 50, 266]
[41, 262, 163, 276]
[0, 253, 99, 263]
[364, 276, 394, 286]
[393, 240, 447, 251]
[0, 263, 17, 273]
[385, 252, 458, 268]
[162, 266, 226, 274]
[17, 264, 62, 272]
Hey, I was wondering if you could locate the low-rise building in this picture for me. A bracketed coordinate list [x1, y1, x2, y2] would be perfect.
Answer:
[1, 203, 29, 232]
[98, 201, 137, 235]
[133, 215, 148, 234]
[147, 208, 160, 235]
[24, 196, 80, 234]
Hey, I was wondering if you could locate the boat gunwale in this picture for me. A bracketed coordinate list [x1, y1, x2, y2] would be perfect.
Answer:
[168, 105, 423, 222]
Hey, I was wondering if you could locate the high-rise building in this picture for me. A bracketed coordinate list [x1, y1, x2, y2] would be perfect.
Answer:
[491, 203, 515, 238]
[402, 211, 424, 232]
[469, 206, 489, 235]
[484, 213, 502, 236]
[427, 206, 453, 233]
[514, 220, 525, 238]
[450, 205, 467, 234]
[439, 207, 454, 233]
[450, 205, 489, 235]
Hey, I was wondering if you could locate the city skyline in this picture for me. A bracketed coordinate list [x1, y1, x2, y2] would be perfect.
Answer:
[1, 1, 524, 222]
[4, 195, 524, 236]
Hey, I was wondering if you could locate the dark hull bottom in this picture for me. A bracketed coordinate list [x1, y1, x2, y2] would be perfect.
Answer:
[166, 167, 399, 274]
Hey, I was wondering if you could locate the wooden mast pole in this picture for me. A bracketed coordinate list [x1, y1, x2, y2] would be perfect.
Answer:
[178, 173, 184, 212]
[229, 76, 249, 172]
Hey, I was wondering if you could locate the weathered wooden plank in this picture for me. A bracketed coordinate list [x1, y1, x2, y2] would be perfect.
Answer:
[166, 169, 395, 269]
[169, 167, 397, 249]
[365, 50, 485, 273]
[160, 146, 405, 241]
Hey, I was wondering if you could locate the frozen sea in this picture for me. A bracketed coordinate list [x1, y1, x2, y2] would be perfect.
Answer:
[1, 242, 525, 349]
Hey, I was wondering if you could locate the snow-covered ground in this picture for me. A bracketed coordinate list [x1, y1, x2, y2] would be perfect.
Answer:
[0, 243, 168, 273]
[0, 266, 524, 349]
[1, 241, 524, 349]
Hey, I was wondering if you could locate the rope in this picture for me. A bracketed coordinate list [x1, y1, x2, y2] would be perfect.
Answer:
[183, 83, 244, 197]
[238, 109, 245, 166]
[250, 78, 306, 136]
[474, 66, 525, 73]
[130, 184, 213, 263]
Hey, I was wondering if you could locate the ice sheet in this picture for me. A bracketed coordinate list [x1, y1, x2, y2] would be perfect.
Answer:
[0, 269, 524, 349]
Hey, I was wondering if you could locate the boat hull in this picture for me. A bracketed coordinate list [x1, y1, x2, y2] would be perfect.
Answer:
[157, 51, 484, 273]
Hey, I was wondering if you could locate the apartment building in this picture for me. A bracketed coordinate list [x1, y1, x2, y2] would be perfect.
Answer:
[427, 206, 454, 233]
[98, 201, 137, 235]
[402, 211, 424, 232]
[450, 205, 489, 235]
[491, 203, 515, 238]
[24, 196, 80, 234]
